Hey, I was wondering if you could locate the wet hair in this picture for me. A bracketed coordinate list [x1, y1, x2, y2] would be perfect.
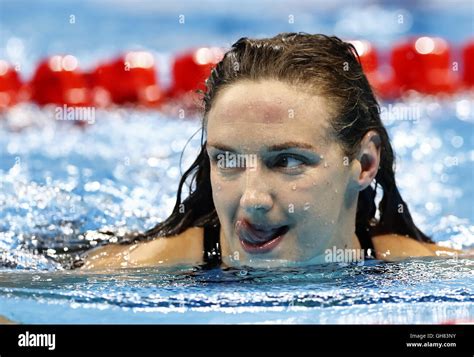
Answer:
[138, 33, 433, 266]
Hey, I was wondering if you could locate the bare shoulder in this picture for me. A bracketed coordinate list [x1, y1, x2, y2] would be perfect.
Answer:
[0, 314, 16, 324]
[81, 227, 205, 270]
[371, 234, 461, 261]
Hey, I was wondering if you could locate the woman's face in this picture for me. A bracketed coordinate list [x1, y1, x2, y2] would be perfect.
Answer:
[206, 79, 364, 268]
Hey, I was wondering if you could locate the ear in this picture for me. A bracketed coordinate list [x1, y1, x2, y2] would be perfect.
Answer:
[356, 130, 381, 191]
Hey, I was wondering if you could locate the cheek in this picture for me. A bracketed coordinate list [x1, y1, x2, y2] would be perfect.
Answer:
[285, 172, 347, 255]
[287, 168, 347, 221]
[210, 171, 239, 214]
[210, 171, 223, 207]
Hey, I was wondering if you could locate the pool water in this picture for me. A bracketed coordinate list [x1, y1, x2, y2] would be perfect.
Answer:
[0, 0, 473, 323]
[0, 259, 473, 324]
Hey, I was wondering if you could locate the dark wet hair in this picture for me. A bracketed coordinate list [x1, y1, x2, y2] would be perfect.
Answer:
[137, 33, 433, 266]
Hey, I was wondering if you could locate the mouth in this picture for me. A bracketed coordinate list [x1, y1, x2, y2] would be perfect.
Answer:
[236, 219, 290, 254]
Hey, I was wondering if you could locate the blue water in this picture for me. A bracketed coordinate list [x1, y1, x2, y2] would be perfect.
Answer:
[1, 259, 473, 324]
[0, 0, 473, 323]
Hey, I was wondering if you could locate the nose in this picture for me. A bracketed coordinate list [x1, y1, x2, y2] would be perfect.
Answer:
[240, 169, 273, 213]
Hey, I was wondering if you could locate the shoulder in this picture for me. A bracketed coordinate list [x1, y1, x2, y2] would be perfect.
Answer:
[371, 234, 461, 261]
[0, 314, 16, 324]
[81, 227, 205, 270]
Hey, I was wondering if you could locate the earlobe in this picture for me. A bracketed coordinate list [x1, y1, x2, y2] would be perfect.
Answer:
[357, 131, 381, 191]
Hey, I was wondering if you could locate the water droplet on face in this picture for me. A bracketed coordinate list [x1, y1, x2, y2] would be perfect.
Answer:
[217, 185, 221, 191]
[312, 181, 317, 186]
[291, 185, 297, 191]
[303, 202, 311, 210]
[239, 270, 248, 276]
[324, 161, 328, 168]
[335, 189, 338, 193]
[320, 155, 324, 159]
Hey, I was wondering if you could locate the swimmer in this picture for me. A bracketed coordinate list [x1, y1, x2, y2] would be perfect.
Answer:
[81, 33, 466, 270]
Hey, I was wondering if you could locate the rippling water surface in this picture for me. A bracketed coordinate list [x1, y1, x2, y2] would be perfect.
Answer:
[0, 258, 473, 323]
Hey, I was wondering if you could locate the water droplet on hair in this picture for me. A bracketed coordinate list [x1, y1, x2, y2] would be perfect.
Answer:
[238, 270, 248, 276]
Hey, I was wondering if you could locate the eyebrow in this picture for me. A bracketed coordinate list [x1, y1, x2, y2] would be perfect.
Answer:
[206, 141, 318, 152]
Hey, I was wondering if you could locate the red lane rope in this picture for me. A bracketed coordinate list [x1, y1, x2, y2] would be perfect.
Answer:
[0, 37, 473, 110]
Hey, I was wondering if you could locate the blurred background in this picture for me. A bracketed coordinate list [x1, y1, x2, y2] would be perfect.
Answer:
[0, 0, 473, 269]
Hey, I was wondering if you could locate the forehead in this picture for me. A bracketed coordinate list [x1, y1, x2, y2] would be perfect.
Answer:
[206, 80, 334, 140]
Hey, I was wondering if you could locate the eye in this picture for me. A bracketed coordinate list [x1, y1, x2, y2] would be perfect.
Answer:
[273, 155, 306, 169]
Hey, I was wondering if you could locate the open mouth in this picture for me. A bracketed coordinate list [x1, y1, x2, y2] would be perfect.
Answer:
[236, 219, 290, 254]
